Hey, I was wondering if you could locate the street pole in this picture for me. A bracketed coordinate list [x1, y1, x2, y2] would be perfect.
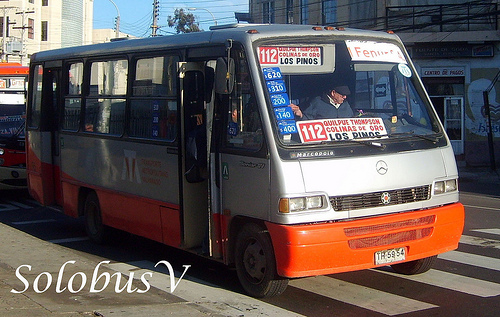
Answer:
[1, 6, 17, 62]
[188, 8, 217, 26]
[2, 6, 8, 62]
[483, 70, 500, 171]
[107, 0, 120, 38]
[13, 9, 34, 65]
[151, 0, 159, 36]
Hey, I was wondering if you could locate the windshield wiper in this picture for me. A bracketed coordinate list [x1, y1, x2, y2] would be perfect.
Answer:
[0, 121, 25, 144]
[386, 131, 442, 143]
[321, 138, 386, 149]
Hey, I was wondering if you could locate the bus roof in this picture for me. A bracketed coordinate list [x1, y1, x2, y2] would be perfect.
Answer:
[30, 24, 402, 62]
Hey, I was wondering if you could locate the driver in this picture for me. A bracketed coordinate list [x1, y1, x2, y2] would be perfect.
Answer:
[291, 85, 353, 119]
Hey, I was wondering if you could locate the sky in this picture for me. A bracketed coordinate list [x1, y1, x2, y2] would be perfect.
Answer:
[93, 0, 249, 37]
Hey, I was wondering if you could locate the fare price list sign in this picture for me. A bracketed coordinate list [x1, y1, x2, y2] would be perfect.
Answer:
[151, 101, 160, 138]
[263, 67, 297, 135]
[297, 118, 387, 143]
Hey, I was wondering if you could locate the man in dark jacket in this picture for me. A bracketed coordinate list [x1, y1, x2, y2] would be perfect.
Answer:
[291, 85, 353, 119]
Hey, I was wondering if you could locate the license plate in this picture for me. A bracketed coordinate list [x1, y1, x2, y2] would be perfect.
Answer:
[374, 247, 406, 265]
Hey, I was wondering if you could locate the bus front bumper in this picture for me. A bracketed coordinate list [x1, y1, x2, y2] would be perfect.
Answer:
[266, 203, 464, 278]
[0, 166, 27, 189]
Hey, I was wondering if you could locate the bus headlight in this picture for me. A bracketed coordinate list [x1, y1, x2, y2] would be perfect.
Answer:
[433, 179, 458, 195]
[279, 195, 325, 213]
[0, 148, 4, 155]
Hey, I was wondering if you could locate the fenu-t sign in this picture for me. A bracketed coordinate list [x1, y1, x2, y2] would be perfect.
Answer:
[345, 40, 407, 64]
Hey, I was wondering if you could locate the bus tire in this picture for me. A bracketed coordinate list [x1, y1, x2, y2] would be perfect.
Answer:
[391, 255, 437, 275]
[235, 223, 288, 298]
[83, 191, 108, 244]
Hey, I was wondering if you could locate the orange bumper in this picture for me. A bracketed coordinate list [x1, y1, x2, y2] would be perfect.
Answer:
[266, 203, 464, 278]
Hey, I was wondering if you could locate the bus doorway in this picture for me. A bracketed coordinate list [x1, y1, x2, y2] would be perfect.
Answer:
[179, 63, 210, 250]
[27, 65, 63, 206]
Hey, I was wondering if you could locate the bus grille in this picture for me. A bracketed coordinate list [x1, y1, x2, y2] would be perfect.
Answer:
[347, 227, 434, 249]
[330, 185, 431, 212]
[344, 215, 436, 237]
[1, 179, 27, 187]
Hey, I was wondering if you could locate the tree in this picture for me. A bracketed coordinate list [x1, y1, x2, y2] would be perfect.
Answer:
[167, 9, 202, 34]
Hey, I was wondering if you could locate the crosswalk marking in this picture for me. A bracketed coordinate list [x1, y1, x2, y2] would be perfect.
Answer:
[460, 235, 500, 250]
[463, 204, 500, 211]
[472, 228, 500, 236]
[439, 250, 500, 271]
[11, 219, 57, 225]
[290, 275, 437, 316]
[5, 200, 34, 209]
[48, 237, 89, 244]
[0, 203, 23, 212]
[375, 268, 500, 297]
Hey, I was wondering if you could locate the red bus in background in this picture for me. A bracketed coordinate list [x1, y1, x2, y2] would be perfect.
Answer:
[0, 63, 28, 189]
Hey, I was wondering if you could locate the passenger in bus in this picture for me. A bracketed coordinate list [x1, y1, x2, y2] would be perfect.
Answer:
[290, 85, 353, 119]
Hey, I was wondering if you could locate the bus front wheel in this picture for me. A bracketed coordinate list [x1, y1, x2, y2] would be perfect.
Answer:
[84, 191, 108, 244]
[235, 223, 288, 298]
[391, 255, 437, 275]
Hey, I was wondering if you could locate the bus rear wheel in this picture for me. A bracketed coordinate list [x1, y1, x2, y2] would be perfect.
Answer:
[83, 191, 108, 244]
[235, 223, 288, 298]
[391, 255, 437, 275]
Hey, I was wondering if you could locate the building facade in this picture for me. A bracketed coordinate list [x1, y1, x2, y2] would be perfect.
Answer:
[249, 0, 500, 166]
[0, 0, 93, 65]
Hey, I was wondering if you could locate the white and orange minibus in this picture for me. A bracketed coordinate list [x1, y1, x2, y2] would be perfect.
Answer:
[26, 24, 464, 297]
[0, 63, 28, 189]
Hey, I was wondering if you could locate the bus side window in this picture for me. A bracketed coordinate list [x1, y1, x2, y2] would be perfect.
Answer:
[63, 62, 83, 131]
[86, 60, 127, 135]
[224, 51, 263, 152]
[130, 55, 179, 141]
[28, 65, 43, 129]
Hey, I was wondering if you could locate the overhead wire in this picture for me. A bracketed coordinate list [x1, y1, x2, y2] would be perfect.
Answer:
[257, 0, 496, 31]
[102, 0, 495, 37]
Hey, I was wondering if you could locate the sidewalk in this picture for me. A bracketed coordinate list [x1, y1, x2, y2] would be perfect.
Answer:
[0, 223, 218, 317]
[458, 164, 500, 197]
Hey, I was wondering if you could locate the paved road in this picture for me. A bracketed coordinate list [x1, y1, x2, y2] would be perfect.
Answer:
[0, 189, 499, 316]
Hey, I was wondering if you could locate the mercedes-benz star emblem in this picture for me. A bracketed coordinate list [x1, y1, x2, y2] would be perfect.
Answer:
[376, 160, 388, 175]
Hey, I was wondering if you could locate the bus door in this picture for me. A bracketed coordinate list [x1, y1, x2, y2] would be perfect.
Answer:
[212, 53, 271, 263]
[179, 62, 209, 249]
[27, 64, 63, 206]
[44, 66, 63, 206]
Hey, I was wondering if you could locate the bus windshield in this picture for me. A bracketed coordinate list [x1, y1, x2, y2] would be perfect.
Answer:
[258, 40, 442, 146]
[0, 103, 25, 139]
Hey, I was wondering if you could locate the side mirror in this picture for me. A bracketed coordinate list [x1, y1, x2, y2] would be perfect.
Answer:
[215, 57, 235, 95]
